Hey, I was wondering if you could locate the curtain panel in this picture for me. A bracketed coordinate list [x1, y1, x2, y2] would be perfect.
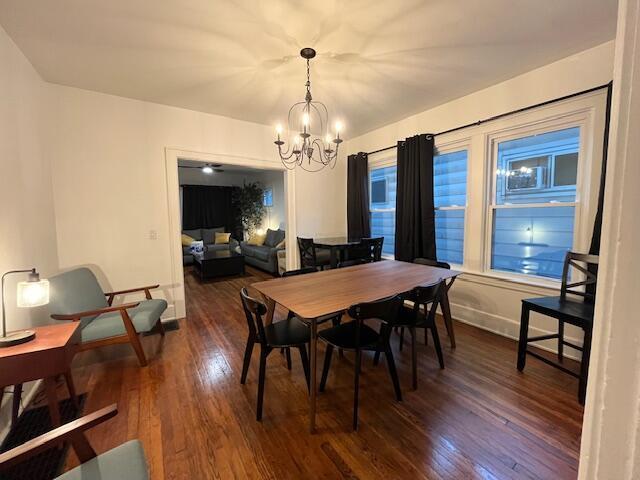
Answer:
[394, 134, 437, 262]
[347, 152, 371, 241]
[181, 185, 243, 239]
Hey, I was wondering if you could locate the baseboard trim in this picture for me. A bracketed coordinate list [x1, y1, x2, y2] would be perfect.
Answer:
[448, 301, 584, 361]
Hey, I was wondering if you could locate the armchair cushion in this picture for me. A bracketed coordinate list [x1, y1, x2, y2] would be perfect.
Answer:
[241, 244, 271, 262]
[56, 439, 148, 480]
[264, 229, 285, 247]
[80, 299, 167, 343]
[48, 268, 109, 328]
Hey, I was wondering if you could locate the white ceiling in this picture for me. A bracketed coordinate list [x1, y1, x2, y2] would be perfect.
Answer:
[0, 0, 617, 137]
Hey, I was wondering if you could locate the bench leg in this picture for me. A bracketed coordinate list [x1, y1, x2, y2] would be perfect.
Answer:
[517, 305, 530, 371]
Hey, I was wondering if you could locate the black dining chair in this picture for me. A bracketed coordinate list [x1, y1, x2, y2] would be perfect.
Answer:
[346, 237, 384, 263]
[239, 288, 311, 420]
[297, 237, 332, 270]
[374, 281, 446, 390]
[412, 258, 457, 348]
[279, 267, 343, 364]
[318, 294, 403, 430]
[517, 252, 599, 404]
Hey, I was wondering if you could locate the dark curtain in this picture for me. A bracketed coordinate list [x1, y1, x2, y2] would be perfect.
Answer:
[347, 152, 371, 241]
[182, 185, 243, 239]
[587, 82, 613, 296]
[394, 134, 437, 262]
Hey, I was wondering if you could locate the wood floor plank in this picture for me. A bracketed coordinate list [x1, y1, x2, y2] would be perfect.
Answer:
[57, 266, 583, 479]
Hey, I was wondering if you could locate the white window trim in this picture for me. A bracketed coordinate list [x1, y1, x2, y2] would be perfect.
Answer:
[482, 109, 595, 286]
[434, 137, 471, 268]
[368, 154, 397, 259]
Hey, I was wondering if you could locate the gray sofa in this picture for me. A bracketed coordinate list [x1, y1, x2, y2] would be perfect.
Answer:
[182, 227, 239, 265]
[240, 228, 285, 274]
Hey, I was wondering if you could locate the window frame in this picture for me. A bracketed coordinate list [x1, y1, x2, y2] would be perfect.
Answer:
[483, 112, 591, 284]
[433, 137, 471, 268]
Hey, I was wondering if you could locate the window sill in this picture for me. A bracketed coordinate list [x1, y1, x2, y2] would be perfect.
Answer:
[454, 268, 561, 295]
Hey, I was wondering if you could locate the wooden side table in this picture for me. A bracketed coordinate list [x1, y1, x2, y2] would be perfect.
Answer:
[0, 323, 81, 429]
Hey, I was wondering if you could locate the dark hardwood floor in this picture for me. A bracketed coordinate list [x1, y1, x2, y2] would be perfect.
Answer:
[61, 266, 583, 479]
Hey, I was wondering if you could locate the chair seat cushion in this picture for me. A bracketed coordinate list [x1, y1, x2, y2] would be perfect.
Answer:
[264, 318, 310, 347]
[81, 299, 167, 343]
[522, 296, 594, 325]
[318, 321, 380, 350]
[56, 440, 148, 480]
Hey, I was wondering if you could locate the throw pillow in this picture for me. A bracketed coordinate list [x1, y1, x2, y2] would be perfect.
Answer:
[247, 232, 266, 246]
[181, 234, 195, 246]
[201, 227, 224, 245]
[215, 232, 231, 244]
[275, 239, 286, 249]
[264, 229, 278, 247]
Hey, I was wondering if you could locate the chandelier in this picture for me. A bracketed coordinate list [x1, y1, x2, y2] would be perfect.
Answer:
[274, 48, 343, 171]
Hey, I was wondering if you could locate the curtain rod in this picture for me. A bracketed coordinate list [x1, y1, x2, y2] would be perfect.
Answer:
[365, 82, 613, 156]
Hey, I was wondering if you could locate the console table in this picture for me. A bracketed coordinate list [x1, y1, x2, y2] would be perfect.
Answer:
[0, 323, 81, 429]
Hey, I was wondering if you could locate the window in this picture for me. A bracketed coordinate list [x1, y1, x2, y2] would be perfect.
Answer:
[369, 165, 396, 256]
[490, 127, 580, 280]
[434, 149, 467, 265]
[263, 188, 273, 207]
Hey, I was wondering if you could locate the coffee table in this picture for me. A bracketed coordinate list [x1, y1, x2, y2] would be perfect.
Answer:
[193, 250, 245, 280]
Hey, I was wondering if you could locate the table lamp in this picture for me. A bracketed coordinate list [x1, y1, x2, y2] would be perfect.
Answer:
[0, 268, 50, 347]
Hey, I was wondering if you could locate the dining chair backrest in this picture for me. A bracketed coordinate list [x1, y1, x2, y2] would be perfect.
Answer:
[361, 237, 384, 262]
[297, 237, 318, 268]
[413, 258, 451, 270]
[405, 280, 446, 324]
[240, 287, 268, 345]
[282, 266, 317, 277]
[560, 252, 599, 303]
[347, 294, 404, 326]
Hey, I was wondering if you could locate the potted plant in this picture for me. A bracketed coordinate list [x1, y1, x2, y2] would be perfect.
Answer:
[233, 181, 265, 239]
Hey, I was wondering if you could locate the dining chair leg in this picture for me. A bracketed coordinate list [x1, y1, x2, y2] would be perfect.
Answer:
[319, 345, 334, 392]
[332, 316, 344, 358]
[285, 348, 292, 370]
[558, 320, 565, 363]
[384, 347, 402, 401]
[430, 325, 445, 369]
[240, 336, 255, 384]
[410, 327, 418, 390]
[256, 347, 270, 421]
[441, 291, 457, 349]
[517, 306, 530, 371]
[298, 345, 311, 392]
[373, 351, 381, 366]
[353, 347, 362, 431]
[399, 327, 405, 352]
[578, 325, 593, 405]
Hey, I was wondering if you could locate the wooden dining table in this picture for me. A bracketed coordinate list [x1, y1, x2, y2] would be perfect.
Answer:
[252, 260, 461, 432]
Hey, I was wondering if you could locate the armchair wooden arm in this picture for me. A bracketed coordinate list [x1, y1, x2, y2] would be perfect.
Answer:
[104, 284, 159, 305]
[51, 301, 141, 321]
[0, 404, 118, 470]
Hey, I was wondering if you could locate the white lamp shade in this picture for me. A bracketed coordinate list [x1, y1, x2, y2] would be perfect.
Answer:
[16, 279, 50, 307]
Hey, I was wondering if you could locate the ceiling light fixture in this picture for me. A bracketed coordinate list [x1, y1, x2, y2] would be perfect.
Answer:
[202, 165, 214, 174]
[274, 48, 343, 172]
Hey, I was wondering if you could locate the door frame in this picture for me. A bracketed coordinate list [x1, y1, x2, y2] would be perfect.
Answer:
[164, 148, 297, 319]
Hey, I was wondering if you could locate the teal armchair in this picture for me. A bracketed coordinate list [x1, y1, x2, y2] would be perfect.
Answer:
[48, 268, 167, 366]
[0, 404, 149, 479]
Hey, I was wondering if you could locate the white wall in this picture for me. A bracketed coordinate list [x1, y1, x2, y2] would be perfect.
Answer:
[345, 41, 615, 355]
[47, 85, 346, 318]
[178, 166, 287, 231]
[0, 25, 59, 439]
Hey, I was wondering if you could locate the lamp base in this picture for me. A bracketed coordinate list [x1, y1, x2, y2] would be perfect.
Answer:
[0, 330, 36, 348]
